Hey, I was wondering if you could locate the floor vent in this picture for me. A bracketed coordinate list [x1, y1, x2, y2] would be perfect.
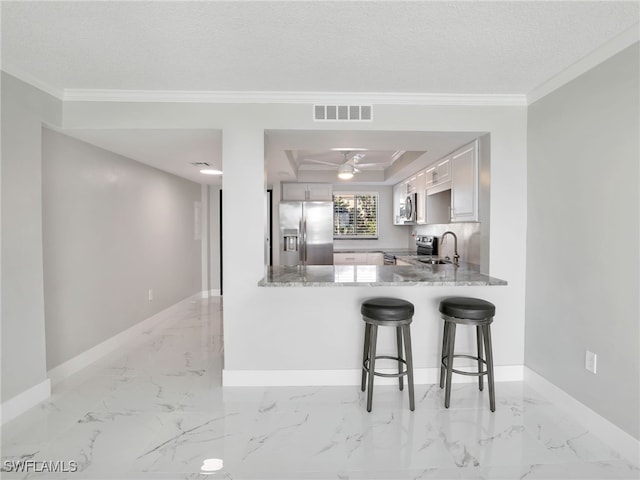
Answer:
[314, 104, 373, 121]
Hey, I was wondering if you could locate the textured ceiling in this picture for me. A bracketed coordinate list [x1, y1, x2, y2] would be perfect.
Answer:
[2, 1, 637, 186]
[48, 128, 223, 185]
[2, 1, 638, 94]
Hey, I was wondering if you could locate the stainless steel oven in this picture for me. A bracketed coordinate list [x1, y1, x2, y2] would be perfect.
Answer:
[416, 235, 438, 255]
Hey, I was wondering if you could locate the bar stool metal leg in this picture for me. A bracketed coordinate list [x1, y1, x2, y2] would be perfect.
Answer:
[476, 325, 484, 392]
[361, 323, 371, 392]
[482, 324, 496, 412]
[402, 325, 415, 411]
[396, 326, 404, 391]
[439, 321, 451, 389]
[366, 324, 378, 412]
[444, 322, 456, 409]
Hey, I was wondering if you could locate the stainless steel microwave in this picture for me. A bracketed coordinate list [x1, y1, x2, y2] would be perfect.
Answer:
[404, 193, 417, 222]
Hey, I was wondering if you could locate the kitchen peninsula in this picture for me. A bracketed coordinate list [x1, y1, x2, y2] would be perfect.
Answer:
[259, 260, 507, 287]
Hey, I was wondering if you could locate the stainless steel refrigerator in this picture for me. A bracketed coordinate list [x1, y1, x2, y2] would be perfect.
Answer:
[279, 201, 333, 266]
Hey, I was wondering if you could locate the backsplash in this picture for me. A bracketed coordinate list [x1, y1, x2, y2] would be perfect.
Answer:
[414, 223, 481, 266]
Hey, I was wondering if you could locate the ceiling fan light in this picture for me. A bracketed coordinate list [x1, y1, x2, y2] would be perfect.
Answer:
[337, 163, 354, 180]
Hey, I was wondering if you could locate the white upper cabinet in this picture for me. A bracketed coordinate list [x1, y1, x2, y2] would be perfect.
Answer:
[415, 171, 427, 224]
[435, 157, 451, 185]
[424, 165, 436, 189]
[450, 142, 478, 222]
[392, 138, 480, 225]
[282, 183, 333, 201]
[425, 157, 451, 191]
[406, 176, 418, 193]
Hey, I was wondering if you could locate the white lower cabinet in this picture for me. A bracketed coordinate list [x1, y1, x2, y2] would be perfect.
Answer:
[333, 253, 366, 265]
[334, 252, 383, 265]
[366, 252, 384, 266]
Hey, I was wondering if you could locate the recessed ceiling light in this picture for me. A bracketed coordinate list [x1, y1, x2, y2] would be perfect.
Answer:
[331, 147, 368, 152]
[200, 169, 222, 175]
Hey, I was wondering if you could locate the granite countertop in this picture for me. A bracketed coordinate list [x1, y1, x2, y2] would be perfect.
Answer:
[259, 259, 507, 287]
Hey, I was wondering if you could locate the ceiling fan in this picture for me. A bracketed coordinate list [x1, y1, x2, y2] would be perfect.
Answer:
[302, 151, 380, 180]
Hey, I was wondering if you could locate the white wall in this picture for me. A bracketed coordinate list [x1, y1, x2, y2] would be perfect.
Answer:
[2, 77, 528, 410]
[526, 42, 639, 439]
[57, 100, 527, 374]
[41, 128, 202, 369]
[1, 73, 61, 402]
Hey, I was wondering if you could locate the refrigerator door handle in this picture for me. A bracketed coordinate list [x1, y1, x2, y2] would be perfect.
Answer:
[302, 218, 307, 263]
[299, 219, 304, 264]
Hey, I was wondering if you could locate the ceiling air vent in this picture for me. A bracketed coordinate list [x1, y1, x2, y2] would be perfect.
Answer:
[191, 162, 210, 167]
[314, 104, 373, 121]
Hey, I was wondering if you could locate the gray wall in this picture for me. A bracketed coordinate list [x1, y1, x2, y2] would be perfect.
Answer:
[1, 73, 61, 401]
[42, 128, 202, 369]
[526, 43, 639, 439]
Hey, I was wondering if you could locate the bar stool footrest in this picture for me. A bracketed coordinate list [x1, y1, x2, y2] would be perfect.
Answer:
[363, 355, 409, 378]
[441, 354, 488, 377]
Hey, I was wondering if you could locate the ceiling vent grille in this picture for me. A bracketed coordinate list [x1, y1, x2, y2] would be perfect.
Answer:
[314, 104, 373, 121]
[191, 162, 210, 166]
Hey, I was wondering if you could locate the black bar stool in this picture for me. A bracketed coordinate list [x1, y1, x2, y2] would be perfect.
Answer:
[439, 297, 496, 412]
[361, 297, 415, 412]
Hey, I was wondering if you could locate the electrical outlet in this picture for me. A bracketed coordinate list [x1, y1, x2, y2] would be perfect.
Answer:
[148, 289, 153, 302]
[585, 350, 597, 374]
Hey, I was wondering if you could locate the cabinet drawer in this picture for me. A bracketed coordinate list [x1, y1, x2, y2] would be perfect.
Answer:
[334, 252, 380, 265]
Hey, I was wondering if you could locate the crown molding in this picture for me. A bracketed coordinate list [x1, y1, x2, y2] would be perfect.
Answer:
[1, 65, 526, 105]
[61, 89, 527, 106]
[527, 22, 640, 105]
[5, 21, 637, 109]
[1, 63, 65, 100]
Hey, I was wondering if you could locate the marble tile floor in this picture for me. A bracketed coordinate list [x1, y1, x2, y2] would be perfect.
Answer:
[1, 297, 638, 480]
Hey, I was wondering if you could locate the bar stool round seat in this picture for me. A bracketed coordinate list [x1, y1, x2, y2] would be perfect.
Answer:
[439, 297, 496, 412]
[361, 297, 415, 412]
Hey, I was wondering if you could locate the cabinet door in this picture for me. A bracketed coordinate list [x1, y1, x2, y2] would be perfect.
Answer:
[424, 166, 436, 189]
[366, 252, 383, 266]
[435, 157, 451, 185]
[451, 143, 478, 222]
[307, 183, 333, 201]
[406, 176, 417, 193]
[415, 171, 427, 224]
[282, 183, 308, 201]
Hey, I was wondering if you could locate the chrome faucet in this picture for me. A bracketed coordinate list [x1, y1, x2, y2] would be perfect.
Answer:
[441, 231, 460, 266]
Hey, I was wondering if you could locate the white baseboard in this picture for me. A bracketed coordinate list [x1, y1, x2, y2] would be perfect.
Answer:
[47, 293, 201, 385]
[222, 365, 523, 387]
[524, 367, 640, 465]
[201, 289, 221, 298]
[0, 379, 51, 425]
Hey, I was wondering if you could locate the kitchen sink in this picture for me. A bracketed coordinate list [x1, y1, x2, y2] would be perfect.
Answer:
[418, 258, 451, 265]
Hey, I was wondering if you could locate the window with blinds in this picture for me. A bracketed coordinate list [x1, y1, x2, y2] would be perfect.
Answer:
[333, 193, 378, 239]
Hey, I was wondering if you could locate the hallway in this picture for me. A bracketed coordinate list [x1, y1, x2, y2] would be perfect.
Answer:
[1, 297, 637, 479]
